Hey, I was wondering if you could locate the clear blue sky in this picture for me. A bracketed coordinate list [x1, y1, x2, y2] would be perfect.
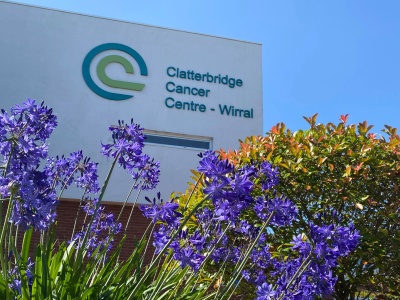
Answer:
[10, 0, 400, 135]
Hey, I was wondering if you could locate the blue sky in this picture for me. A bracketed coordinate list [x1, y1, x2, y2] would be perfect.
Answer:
[11, 0, 400, 135]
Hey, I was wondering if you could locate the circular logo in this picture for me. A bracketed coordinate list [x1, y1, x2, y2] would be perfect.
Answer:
[82, 43, 148, 101]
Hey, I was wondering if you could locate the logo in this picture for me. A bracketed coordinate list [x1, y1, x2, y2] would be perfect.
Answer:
[82, 43, 148, 101]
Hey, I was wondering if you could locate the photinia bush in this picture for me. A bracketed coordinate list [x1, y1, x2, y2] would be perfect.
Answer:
[217, 114, 400, 299]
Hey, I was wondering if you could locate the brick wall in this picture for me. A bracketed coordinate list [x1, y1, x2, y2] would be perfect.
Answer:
[56, 199, 153, 261]
[5, 199, 154, 263]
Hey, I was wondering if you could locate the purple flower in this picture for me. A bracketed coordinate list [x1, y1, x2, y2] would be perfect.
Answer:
[268, 196, 298, 226]
[71, 204, 121, 257]
[45, 151, 100, 194]
[140, 193, 182, 227]
[101, 120, 159, 190]
[256, 283, 276, 300]
[259, 161, 280, 191]
[139, 150, 360, 300]
[210, 247, 229, 263]
[198, 151, 233, 184]
[152, 225, 171, 254]
[10, 278, 22, 295]
[251, 245, 271, 269]
[238, 220, 252, 235]
[173, 247, 204, 271]
[133, 155, 160, 190]
[254, 196, 270, 221]
[8, 257, 34, 296]
[230, 172, 254, 203]
[214, 199, 241, 221]
[189, 230, 206, 251]
[196, 207, 213, 226]
[229, 246, 242, 264]
[203, 180, 226, 203]
[291, 234, 312, 256]
[7, 170, 59, 231]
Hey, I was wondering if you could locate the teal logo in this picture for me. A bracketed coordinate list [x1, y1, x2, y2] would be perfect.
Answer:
[82, 43, 148, 101]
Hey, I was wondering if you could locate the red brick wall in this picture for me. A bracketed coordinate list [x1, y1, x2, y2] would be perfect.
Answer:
[4, 199, 153, 263]
[57, 199, 154, 262]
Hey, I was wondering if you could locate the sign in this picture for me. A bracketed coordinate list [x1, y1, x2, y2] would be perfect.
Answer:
[82, 43, 148, 100]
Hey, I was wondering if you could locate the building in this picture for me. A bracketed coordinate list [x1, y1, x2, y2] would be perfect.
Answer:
[0, 0, 262, 256]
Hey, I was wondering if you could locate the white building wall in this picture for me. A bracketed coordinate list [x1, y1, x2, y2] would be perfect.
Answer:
[0, 1, 263, 202]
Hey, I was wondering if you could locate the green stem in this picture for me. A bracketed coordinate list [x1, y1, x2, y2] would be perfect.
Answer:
[190, 221, 229, 292]
[211, 253, 231, 300]
[148, 253, 180, 300]
[123, 183, 143, 233]
[183, 173, 204, 211]
[278, 253, 313, 299]
[57, 166, 79, 200]
[7, 222, 14, 269]
[14, 225, 19, 261]
[71, 188, 88, 240]
[117, 183, 136, 223]
[74, 155, 119, 267]
[0, 195, 14, 285]
[141, 222, 157, 266]
[117, 171, 143, 223]
[167, 260, 191, 300]
[217, 212, 274, 299]
[127, 196, 210, 299]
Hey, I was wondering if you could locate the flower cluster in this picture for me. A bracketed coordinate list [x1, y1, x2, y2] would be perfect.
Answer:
[72, 198, 122, 258]
[198, 150, 293, 224]
[101, 119, 160, 190]
[141, 151, 296, 272]
[140, 193, 183, 257]
[44, 150, 100, 194]
[9, 257, 34, 295]
[0, 99, 58, 230]
[141, 151, 360, 299]
[254, 216, 360, 299]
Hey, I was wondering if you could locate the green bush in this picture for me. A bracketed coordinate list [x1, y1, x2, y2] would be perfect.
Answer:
[217, 114, 400, 299]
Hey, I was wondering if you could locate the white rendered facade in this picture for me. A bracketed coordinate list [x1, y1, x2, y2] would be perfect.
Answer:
[0, 1, 263, 202]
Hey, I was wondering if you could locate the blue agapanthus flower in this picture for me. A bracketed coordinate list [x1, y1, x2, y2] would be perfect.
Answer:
[71, 198, 122, 258]
[101, 119, 160, 190]
[0, 99, 58, 231]
[45, 150, 100, 194]
[256, 283, 276, 300]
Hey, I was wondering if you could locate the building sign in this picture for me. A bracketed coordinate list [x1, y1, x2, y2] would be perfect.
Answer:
[0, 1, 263, 201]
[164, 66, 253, 118]
[82, 43, 255, 119]
[82, 43, 148, 100]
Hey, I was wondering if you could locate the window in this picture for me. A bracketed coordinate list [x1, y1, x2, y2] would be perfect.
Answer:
[144, 131, 212, 150]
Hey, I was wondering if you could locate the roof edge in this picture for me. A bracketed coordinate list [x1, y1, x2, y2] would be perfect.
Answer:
[0, 0, 263, 46]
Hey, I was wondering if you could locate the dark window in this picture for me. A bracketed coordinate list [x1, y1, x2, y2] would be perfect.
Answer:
[145, 134, 210, 150]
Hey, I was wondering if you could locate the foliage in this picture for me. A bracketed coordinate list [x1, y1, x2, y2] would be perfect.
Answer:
[217, 114, 400, 299]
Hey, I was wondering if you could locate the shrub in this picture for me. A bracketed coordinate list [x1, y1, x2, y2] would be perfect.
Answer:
[218, 114, 400, 299]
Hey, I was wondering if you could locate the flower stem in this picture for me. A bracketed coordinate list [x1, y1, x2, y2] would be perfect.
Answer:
[123, 182, 143, 233]
[71, 188, 88, 240]
[217, 212, 274, 299]
[0, 195, 14, 286]
[127, 195, 210, 298]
